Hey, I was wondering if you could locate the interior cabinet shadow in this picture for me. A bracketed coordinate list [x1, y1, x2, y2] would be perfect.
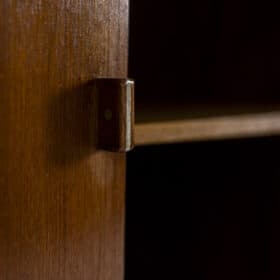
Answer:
[129, 0, 280, 106]
[126, 138, 280, 280]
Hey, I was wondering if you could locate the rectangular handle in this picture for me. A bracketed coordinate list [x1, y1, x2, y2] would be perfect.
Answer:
[94, 79, 135, 152]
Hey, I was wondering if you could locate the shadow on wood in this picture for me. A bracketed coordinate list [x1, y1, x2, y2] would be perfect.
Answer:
[48, 82, 97, 166]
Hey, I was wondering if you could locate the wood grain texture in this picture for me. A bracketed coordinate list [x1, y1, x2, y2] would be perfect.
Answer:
[0, 0, 128, 279]
[136, 109, 280, 145]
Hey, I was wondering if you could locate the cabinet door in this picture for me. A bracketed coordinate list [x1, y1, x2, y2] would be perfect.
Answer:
[0, 1, 128, 279]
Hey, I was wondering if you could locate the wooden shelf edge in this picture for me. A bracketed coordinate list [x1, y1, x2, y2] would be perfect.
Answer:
[135, 111, 280, 146]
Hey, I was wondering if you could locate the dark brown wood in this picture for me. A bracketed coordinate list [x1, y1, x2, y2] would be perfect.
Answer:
[0, 1, 128, 279]
[96, 79, 135, 152]
[135, 104, 280, 145]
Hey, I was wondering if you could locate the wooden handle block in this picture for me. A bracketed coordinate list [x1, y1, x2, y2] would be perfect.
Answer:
[95, 79, 135, 152]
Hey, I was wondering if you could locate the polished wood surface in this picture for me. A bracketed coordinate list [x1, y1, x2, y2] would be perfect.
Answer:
[135, 105, 280, 145]
[0, 1, 128, 279]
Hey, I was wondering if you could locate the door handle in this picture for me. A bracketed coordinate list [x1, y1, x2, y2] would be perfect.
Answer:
[94, 79, 135, 152]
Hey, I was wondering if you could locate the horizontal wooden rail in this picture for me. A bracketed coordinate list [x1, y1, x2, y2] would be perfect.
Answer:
[135, 110, 280, 145]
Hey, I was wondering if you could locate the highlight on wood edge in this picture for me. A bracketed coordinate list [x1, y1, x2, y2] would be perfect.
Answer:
[135, 111, 280, 146]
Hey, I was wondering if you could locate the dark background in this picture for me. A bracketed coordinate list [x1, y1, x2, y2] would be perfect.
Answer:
[126, 138, 280, 280]
[129, 0, 280, 106]
[127, 0, 280, 278]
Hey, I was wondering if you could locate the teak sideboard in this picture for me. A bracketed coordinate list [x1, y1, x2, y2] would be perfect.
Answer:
[1, 0, 280, 279]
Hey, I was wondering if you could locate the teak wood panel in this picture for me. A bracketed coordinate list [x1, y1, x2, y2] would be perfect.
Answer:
[0, 1, 128, 279]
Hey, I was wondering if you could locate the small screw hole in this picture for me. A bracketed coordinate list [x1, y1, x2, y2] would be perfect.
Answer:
[104, 109, 113, 121]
